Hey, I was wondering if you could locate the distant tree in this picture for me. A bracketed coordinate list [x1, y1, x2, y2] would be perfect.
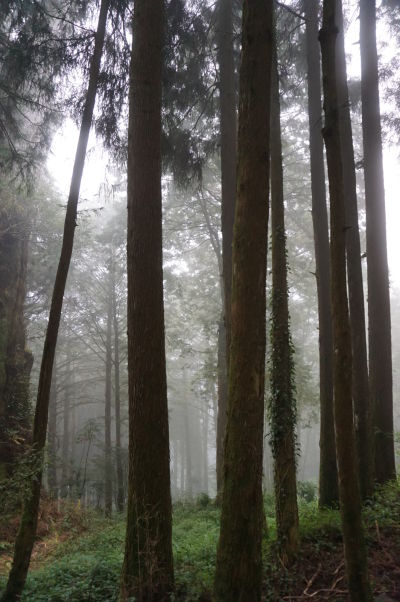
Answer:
[269, 26, 299, 565]
[120, 0, 174, 599]
[319, 1, 372, 599]
[360, 0, 396, 484]
[213, 0, 273, 599]
[1, 1, 109, 598]
[304, 0, 338, 508]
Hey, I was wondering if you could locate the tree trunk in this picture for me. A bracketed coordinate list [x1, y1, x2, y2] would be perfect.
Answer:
[360, 0, 396, 484]
[213, 1, 273, 599]
[319, 3, 372, 599]
[203, 405, 209, 495]
[304, 0, 338, 508]
[112, 253, 124, 513]
[104, 268, 113, 518]
[215, 0, 237, 498]
[120, 1, 174, 599]
[0, 205, 32, 482]
[335, 0, 373, 498]
[1, 2, 109, 598]
[269, 33, 299, 565]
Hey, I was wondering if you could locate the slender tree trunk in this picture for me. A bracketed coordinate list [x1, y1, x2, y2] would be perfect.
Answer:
[104, 270, 113, 518]
[304, 0, 338, 508]
[216, 0, 237, 497]
[360, 0, 396, 484]
[335, 0, 373, 498]
[47, 357, 58, 498]
[213, 2, 273, 599]
[269, 34, 299, 565]
[120, 1, 174, 599]
[1, 2, 109, 598]
[112, 254, 124, 513]
[319, 3, 372, 599]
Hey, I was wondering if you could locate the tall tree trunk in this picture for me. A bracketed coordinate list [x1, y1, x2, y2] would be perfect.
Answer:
[335, 0, 373, 498]
[1, 2, 109, 599]
[304, 0, 338, 508]
[112, 254, 124, 513]
[269, 33, 299, 565]
[0, 206, 32, 482]
[120, 1, 174, 599]
[104, 269, 113, 518]
[360, 0, 396, 484]
[319, 3, 372, 599]
[216, 0, 237, 497]
[47, 357, 58, 498]
[213, 1, 273, 599]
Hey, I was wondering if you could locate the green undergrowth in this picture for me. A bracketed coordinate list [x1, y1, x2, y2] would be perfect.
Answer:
[1, 481, 399, 601]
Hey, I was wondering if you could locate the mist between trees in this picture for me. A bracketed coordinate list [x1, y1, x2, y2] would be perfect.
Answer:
[1, 0, 400, 600]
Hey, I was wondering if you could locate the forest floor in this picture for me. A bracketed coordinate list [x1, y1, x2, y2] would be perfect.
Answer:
[0, 482, 400, 601]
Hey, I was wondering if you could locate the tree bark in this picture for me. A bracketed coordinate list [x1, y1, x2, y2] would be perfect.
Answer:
[1, 1, 109, 598]
[360, 0, 396, 484]
[213, 1, 273, 599]
[216, 0, 237, 498]
[120, 1, 174, 599]
[304, 0, 338, 508]
[319, 3, 372, 599]
[60, 353, 71, 498]
[269, 32, 299, 565]
[335, 0, 373, 498]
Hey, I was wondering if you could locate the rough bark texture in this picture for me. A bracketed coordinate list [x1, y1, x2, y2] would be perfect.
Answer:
[335, 0, 373, 498]
[0, 204, 32, 482]
[213, 1, 272, 599]
[269, 38, 299, 565]
[1, 2, 109, 598]
[104, 274, 113, 518]
[304, 0, 338, 508]
[216, 0, 237, 497]
[320, 3, 372, 599]
[120, 1, 174, 599]
[360, 0, 396, 484]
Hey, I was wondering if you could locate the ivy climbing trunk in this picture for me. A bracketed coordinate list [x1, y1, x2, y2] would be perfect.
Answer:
[1, 1, 109, 599]
[216, 0, 237, 498]
[0, 203, 32, 484]
[335, 0, 373, 498]
[319, 2, 372, 599]
[304, 0, 338, 508]
[120, 0, 174, 599]
[213, 1, 273, 599]
[269, 32, 299, 565]
[360, 0, 396, 484]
